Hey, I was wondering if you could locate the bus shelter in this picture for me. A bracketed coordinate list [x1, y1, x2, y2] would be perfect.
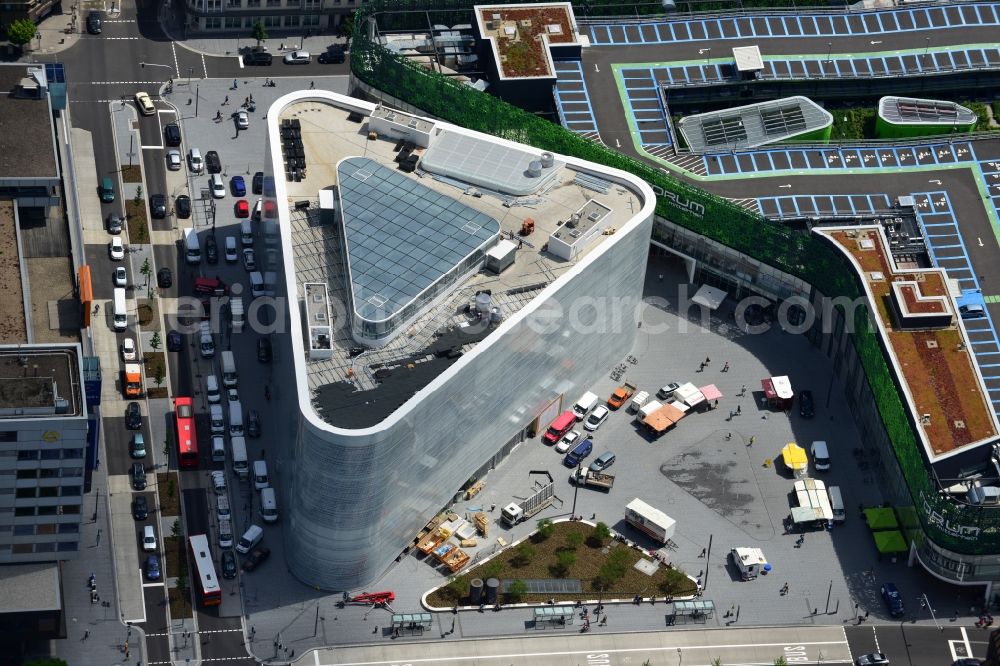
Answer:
[668, 600, 715, 625]
[532, 606, 575, 629]
[391, 613, 433, 636]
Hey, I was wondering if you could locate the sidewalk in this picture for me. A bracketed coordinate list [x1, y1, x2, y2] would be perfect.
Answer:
[19, 5, 82, 58]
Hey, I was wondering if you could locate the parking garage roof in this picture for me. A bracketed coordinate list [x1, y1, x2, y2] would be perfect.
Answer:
[0, 65, 58, 179]
[676, 96, 832, 153]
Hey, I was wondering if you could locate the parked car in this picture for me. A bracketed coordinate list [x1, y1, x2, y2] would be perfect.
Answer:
[175, 194, 191, 219]
[86, 11, 102, 34]
[263, 200, 277, 219]
[113, 266, 127, 287]
[121, 337, 137, 361]
[134, 92, 155, 116]
[799, 389, 815, 418]
[252, 171, 264, 194]
[247, 409, 261, 438]
[231, 175, 246, 197]
[131, 462, 146, 490]
[225, 237, 239, 263]
[589, 451, 616, 472]
[959, 304, 986, 319]
[242, 547, 271, 572]
[166, 149, 182, 171]
[205, 235, 218, 264]
[109, 237, 125, 260]
[221, 550, 238, 579]
[283, 50, 311, 65]
[584, 405, 610, 432]
[188, 148, 204, 173]
[157, 267, 172, 288]
[150, 194, 167, 218]
[144, 554, 161, 581]
[855, 655, 889, 666]
[130, 433, 147, 459]
[210, 175, 226, 199]
[244, 50, 273, 66]
[235, 110, 249, 130]
[164, 123, 182, 147]
[257, 337, 272, 362]
[106, 214, 123, 234]
[125, 401, 142, 430]
[318, 46, 345, 64]
[234, 199, 249, 218]
[131, 495, 148, 520]
[880, 582, 904, 618]
[242, 248, 257, 271]
[167, 330, 182, 352]
[555, 430, 581, 454]
[206, 150, 222, 174]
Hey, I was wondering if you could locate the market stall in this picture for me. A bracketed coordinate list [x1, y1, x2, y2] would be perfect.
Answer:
[761, 375, 794, 410]
[780, 443, 808, 478]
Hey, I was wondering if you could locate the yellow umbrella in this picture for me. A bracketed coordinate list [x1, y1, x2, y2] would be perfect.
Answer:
[781, 442, 808, 472]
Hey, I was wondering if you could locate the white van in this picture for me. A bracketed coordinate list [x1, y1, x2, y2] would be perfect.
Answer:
[184, 228, 202, 264]
[253, 459, 269, 490]
[206, 375, 221, 403]
[187, 148, 204, 173]
[240, 219, 254, 247]
[259, 487, 278, 523]
[249, 271, 265, 298]
[572, 391, 599, 420]
[221, 350, 238, 387]
[231, 436, 249, 480]
[629, 390, 650, 413]
[235, 524, 263, 554]
[828, 485, 845, 522]
[142, 525, 157, 552]
[112, 287, 128, 331]
[216, 494, 231, 522]
[811, 440, 831, 471]
[199, 321, 215, 358]
[229, 401, 243, 436]
[211, 435, 226, 463]
[218, 519, 234, 549]
[210, 404, 225, 434]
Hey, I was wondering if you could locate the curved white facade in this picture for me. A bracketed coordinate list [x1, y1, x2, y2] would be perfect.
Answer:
[266, 91, 656, 589]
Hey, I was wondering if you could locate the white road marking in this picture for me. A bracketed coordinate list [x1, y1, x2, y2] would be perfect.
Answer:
[238, 56, 244, 69]
[172, 42, 180, 81]
[202, 54, 209, 79]
[871, 625, 880, 652]
[142, 581, 164, 587]
[615, 138, 621, 148]
[594, 63, 599, 72]
[979, 237, 984, 247]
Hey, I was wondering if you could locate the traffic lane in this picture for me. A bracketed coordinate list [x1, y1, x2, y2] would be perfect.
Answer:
[136, 108, 166, 148]
[153, 243, 180, 300]
[103, 414, 152, 477]
[209, 56, 350, 80]
[85, 241, 122, 302]
[140, 587, 171, 665]
[845, 624, 982, 666]
[183, 487, 211, 537]
[199, 625, 252, 663]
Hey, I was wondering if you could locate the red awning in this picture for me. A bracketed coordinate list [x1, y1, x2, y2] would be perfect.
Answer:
[700, 384, 723, 401]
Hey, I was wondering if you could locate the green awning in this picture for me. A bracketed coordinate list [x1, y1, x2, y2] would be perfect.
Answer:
[864, 507, 899, 531]
[872, 530, 908, 554]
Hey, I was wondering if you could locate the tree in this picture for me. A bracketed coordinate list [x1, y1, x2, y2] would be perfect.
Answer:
[536, 517, 554, 540]
[140, 257, 151, 281]
[6, 19, 36, 48]
[251, 20, 268, 47]
[133, 184, 143, 207]
[150, 331, 161, 350]
[154, 361, 165, 387]
[552, 550, 575, 577]
[506, 579, 527, 602]
[339, 16, 355, 39]
[444, 576, 465, 603]
[773, 659, 787, 666]
[482, 559, 503, 580]
[511, 542, 535, 567]
[588, 521, 611, 546]
[171, 519, 180, 538]
[711, 659, 723, 666]
[565, 531, 584, 550]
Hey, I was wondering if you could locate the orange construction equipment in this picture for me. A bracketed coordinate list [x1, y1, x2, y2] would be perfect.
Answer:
[417, 529, 446, 554]
[520, 218, 535, 236]
[347, 591, 395, 605]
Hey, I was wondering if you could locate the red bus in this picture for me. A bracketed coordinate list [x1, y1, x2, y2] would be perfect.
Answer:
[174, 397, 199, 469]
[542, 410, 577, 445]
[188, 534, 222, 606]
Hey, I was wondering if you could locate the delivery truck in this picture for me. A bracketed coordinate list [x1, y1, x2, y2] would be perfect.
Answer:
[221, 351, 238, 387]
[123, 363, 143, 398]
[500, 471, 556, 527]
[624, 498, 676, 544]
[629, 390, 650, 413]
[571, 468, 615, 491]
[229, 297, 245, 333]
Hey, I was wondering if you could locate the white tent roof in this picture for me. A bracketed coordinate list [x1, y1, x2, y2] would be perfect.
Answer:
[692, 284, 727, 310]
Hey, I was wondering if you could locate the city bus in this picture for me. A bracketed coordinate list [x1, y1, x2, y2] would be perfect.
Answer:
[188, 534, 222, 606]
[174, 396, 199, 469]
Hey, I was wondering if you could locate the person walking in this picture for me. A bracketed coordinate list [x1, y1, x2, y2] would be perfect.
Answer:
[223, 95, 229, 105]
[722, 361, 729, 372]
[310, 81, 315, 89]
[736, 405, 742, 415]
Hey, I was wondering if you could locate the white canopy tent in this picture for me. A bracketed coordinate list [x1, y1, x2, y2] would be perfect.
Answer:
[692, 284, 727, 310]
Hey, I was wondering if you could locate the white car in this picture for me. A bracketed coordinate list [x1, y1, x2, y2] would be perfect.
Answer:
[227, 388, 239, 403]
[210, 470, 227, 495]
[121, 337, 137, 361]
[235, 110, 249, 130]
[584, 405, 609, 432]
[242, 248, 256, 271]
[166, 149, 182, 171]
[109, 237, 125, 260]
[113, 266, 127, 287]
[283, 50, 311, 64]
[224, 237, 238, 263]
[555, 430, 581, 454]
[210, 175, 226, 199]
[134, 91, 155, 116]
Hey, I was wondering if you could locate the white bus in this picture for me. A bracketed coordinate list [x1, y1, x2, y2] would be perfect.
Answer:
[188, 534, 221, 606]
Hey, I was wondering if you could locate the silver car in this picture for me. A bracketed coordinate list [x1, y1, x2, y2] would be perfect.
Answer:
[235, 110, 249, 130]
[166, 149, 182, 170]
[283, 50, 311, 64]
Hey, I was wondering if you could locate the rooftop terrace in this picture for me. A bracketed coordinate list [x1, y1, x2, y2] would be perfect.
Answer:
[276, 97, 643, 428]
[475, 2, 580, 80]
[0, 65, 58, 180]
[819, 227, 998, 458]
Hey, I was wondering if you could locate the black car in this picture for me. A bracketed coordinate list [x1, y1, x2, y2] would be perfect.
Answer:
[164, 123, 182, 147]
[131, 462, 146, 490]
[125, 401, 142, 430]
[242, 547, 271, 572]
[880, 582, 904, 618]
[257, 337, 272, 363]
[175, 194, 191, 219]
[206, 151, 222, 174]
[157, 267, 172, 288]
[105, 214, 123, 234]
[205, 235, 219, 264]
[252, 171, 264, 195]
[798, 389, 815, 418]
[221, 550, 238, 579]
[244, 50, 273, 66]
[144, 554, 161, 581]
[318, 46, 345, 64]
[247, 409, 261, 438]
[150, 194, 167, 219]
[86, 11, 102, 34]
[131, 495, 148, 521]
[167, 330, 182, 352]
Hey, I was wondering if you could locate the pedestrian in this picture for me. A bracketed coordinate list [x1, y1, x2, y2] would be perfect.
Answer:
[373, 626, 378, 634]
[450, 618, 455, 632]
[251, 626, 255, 636]
[490, 503, 496, 512]
[244, 96, 249, 106]
[699, 362, 705, 371]
[736, 405, 742, 415]
[83, 630, 90, 641]
[705, 357, 711, 364]
[249, 94, 254, 103]
[233, 78, 238, 89]
[125, 649, 130, 659]
[699, 547, 706, 557]
[280, 43, 285, 50]
[310, 81, 315, 89]
[223, 95, 229, 105]
[658, 274, 663, 282]
[722, 361, 729, 372]
[740, 384, 746, 395]
[289, 650, 295, 658]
